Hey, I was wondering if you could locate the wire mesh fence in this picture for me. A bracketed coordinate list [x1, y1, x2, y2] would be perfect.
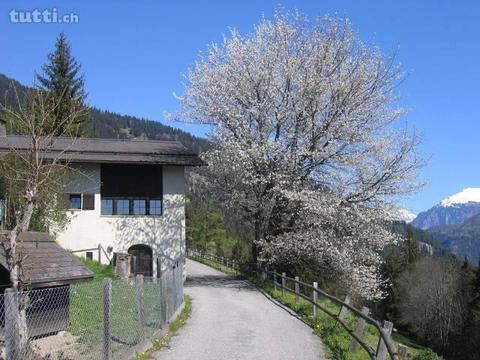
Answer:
[0, 258, 185, 360]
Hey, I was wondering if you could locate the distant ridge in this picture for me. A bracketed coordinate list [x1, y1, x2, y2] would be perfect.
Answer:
[411, 188, 480, 263]
[412, 188, 480, 230]
[0, 73, 209, 153]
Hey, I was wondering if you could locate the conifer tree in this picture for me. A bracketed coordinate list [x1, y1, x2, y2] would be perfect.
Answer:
[37, 32, 88, 136]
[403, 228, 421, 266]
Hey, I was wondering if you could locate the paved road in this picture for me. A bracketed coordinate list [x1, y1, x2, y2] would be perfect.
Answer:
[154, 259, 325, 360]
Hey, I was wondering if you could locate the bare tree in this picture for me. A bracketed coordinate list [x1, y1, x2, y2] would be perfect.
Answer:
[0, 87, 86, 357]
[179, 11, 425, 298]
[397, 257, 465, 352]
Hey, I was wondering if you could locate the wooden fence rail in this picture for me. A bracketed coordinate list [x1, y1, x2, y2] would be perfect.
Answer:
[71, 243, 111, 263]
[187, 248, 399, 360]
[188, 249, 240, 271]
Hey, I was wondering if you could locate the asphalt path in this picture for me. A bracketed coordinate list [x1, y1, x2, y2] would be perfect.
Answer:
[154, 259, 325, 360]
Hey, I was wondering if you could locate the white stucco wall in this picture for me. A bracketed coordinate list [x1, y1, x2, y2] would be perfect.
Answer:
[56, 163, 185, 271]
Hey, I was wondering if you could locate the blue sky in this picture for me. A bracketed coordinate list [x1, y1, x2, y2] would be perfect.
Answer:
[1, 0, 479, 213]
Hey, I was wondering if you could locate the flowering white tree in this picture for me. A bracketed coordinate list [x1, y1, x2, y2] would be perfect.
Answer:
[179, 12, 424, 299]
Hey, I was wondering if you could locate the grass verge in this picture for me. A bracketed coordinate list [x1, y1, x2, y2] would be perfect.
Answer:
[76, 256, 116, 280]
[134, 295, 193, 359]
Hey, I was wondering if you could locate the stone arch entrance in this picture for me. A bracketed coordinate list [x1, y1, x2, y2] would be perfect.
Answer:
[128, 244, 153, 277]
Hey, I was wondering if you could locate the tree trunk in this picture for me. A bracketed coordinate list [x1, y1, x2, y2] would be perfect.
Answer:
[252, 212, 262, 264]
[5, 289, 28, 360]
[5, 194, 36, 358]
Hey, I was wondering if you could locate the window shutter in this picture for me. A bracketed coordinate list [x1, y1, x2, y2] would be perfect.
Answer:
[82, 194, 95, 210]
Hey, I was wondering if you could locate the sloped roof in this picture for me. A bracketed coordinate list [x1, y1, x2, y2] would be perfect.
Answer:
[0, 231, 94, 287]
[0, 135, 204, 166]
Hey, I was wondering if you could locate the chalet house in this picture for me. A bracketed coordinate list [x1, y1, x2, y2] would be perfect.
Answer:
[0, 121, 203, 277]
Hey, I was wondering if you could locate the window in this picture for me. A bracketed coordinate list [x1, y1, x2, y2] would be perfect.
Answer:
[101, 199, 113, 215]
[100, 198, 162, 216]
[149, 200, 162, 215]
[115, 199, 130, 215]
[83, 194, 95, 210]
[86, 252, 93, 260]
[69, 194, 81, 209]
[133, 200, 146, 215]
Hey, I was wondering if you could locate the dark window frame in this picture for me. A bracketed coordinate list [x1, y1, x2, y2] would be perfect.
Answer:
[86, 251, 93, 260]
[100, 197, 163, 216]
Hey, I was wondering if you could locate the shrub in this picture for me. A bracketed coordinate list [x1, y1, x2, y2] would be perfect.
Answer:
[412, 349, 442, 360]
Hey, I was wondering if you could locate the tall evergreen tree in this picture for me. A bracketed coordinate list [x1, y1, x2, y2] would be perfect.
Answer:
[36, 32, 88, 136]
[403, 228, 421, 267]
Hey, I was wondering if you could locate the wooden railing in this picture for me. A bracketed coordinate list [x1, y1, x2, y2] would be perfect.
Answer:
[188, 248, 240, 271]
[188, 248, 407, 360]
[71, 243, 111, 263]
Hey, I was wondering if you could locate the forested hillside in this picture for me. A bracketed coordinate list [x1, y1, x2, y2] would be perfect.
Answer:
[429, 213, 480, 263]
[0, 73, 209, 153]
[392, 221, 448, 257]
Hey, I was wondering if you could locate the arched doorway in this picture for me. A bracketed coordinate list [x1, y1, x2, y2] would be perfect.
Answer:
[128, 244, 153, 277]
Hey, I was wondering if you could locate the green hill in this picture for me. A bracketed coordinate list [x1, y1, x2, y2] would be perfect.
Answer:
[0, 73, 209, 153]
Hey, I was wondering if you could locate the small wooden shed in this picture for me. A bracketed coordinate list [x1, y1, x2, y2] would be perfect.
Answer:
[0, 231, 94, 337]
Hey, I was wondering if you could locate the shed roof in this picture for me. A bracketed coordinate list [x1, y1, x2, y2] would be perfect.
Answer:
[0, 232, 94, 288]
[0, 136, 204, 166]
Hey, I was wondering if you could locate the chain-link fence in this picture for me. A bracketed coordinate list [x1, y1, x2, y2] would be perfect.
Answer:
[0, 258, 185, 360]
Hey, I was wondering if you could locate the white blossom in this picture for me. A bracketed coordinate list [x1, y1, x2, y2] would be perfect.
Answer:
[180, 11, 424, 299]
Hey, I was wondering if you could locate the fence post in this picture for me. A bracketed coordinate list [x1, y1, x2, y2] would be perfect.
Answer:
[398, 344, 408, 360]
[166, 269, 173, 321]
[4, 288, 23, 360]
[273, 272, 277, 291]
[281, 272, 286, 296]
[312, 282, 318, 317]
[376, 320, 394, 360]
[102, 278, 112, 360]
[98, 243, 102, 263]
[294, 276, 300, 303]
[132, 256, 137, 276]
[349, 306, 370, 352]
[159, 270, 168, 329]
[338, 295, 351, 322]
[136, 274, 146, 343]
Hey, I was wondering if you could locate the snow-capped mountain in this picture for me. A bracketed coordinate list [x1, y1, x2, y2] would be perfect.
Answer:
[394, 208, 416, 223]
[440, 188, 480, 207]
[412, 188, 480, 230]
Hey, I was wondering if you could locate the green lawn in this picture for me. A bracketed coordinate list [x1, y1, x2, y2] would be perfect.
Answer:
[77, 256, 116, 280]
[68, 259, 165, 357]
